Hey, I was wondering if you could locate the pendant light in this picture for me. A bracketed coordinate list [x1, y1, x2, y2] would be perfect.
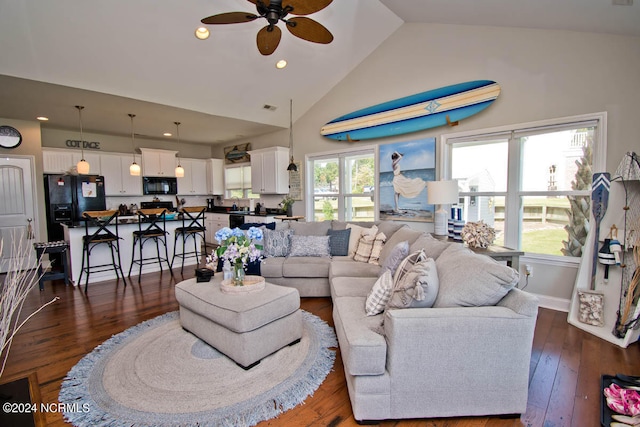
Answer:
[174, 121, 185, 178]
[128, 114, 141, 176]
[75, 105, 90, 174]
[287, 99, 297, 172]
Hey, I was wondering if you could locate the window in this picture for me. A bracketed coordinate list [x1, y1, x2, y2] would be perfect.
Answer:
[308, 149, 375, 222]
[224, 165, 258, 199]
[444, 113, 606, 258]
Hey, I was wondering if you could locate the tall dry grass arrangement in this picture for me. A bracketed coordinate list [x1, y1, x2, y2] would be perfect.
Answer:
[0, 235, 59, 379]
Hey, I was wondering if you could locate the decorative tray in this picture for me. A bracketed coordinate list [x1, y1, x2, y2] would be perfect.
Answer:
[220, 275, 265, 294]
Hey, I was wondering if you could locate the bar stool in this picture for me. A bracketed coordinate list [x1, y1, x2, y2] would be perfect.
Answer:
[33, 241, 70, 291]
[128, 208, 173, 279]
[78, 210, 126, 292]
[171, 206, 207, 273]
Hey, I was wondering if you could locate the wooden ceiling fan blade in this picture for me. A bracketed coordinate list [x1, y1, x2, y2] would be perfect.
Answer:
[283, 0, 332, 16]
[201, 12, 258, 25]
[286, 17, 333, 44]
[257, 25, 282, 55]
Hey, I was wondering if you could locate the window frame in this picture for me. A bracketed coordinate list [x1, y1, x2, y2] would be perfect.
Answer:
[442, 112, 607, 262]
[224, 163, 254, 199]
[306, 145, 377, 222]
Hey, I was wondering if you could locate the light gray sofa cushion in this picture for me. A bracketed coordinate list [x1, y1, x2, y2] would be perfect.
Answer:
[434, 244, 519, 308]
[330, 260, 381, 280]
[260, 256, 285, 278]
[331, 276, 377, 298]
[375, 221, 407, 239]
[410, 234, 451, 260]
[378, 226, 424, 264]
[333, 296, 387, 376]
[331, 220, 379, 230]
[290, 220, 332, 236]
[283, 256, 331, 278]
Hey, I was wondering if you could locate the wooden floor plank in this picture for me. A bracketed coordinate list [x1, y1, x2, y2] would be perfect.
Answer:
[3, 272, 640, 426]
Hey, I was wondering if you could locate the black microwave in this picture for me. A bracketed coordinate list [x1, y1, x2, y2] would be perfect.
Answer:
[143, 177, 178, 195]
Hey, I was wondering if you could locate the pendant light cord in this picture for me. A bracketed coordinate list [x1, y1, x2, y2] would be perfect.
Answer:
[76, 105, 85, 161]
[175, 122, 181, 165]
[129, 114, 136, 161]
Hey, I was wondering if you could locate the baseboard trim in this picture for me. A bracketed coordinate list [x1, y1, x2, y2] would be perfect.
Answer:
[530, 293, 570, 312]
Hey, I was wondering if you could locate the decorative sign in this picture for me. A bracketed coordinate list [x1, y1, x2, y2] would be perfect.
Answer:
[224, 143, 251, 164]
[288, 162, 302, 201]
[66, 139, 101, 150]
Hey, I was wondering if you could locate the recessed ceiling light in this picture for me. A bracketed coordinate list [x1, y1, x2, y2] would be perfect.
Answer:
[195, 27, 210, 40]
[36, 116, 49, 121]
[276, 60, 287, 69]
[163, 132, 172, 137]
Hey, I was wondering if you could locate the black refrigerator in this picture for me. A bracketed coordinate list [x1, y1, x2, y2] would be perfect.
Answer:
[44, 174, 107, 242]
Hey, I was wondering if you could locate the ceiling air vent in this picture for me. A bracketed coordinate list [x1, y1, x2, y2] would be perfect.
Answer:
[263, 104, 277, 111]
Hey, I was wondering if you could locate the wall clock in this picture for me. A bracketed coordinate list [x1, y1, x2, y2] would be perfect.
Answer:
[0, 125, 22, 149]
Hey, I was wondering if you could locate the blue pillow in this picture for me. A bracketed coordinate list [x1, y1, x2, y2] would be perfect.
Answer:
[327, 228, 351, 256]
[239, 222, 276, 230]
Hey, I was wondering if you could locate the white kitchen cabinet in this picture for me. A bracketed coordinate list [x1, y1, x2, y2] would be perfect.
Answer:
[140, 148, 177, 177]
[43, 148, 101, 174]
[100, 152, 142, 196]
[249, 146, 289, 194]
[207, 158, 224, 195]
[205, 213, 229, 244]
[176, 158, 208, 195]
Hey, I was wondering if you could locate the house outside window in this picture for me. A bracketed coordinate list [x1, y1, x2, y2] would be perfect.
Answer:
[443, 112, 606, 259]
[307, 148, 375, 222]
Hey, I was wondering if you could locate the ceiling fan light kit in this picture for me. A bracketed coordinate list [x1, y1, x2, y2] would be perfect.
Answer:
[201, 0, 334, 56]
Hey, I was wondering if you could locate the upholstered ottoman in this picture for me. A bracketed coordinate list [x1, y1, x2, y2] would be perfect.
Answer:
[175, 277, 302, 369]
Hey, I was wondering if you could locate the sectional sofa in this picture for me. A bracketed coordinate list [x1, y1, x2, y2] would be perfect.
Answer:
[257, 220, 539, 422]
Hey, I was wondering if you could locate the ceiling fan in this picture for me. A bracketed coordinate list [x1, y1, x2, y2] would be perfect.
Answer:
[201, 0, 334, 56]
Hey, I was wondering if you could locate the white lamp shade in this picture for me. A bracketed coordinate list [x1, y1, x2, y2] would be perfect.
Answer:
[129, 162, 141, 176]
[175, 165, 185, 178]
[76, 159, 90, 175]
[427, 180, 459, 205]
[427, 180, 459, 236]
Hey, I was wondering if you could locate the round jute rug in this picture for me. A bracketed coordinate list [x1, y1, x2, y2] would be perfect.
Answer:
[59, 310, 337, 427]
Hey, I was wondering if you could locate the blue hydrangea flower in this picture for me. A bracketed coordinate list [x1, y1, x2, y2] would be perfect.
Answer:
[215, 227, 232, 243]
[231, 227, 245, 238]
[247, 227, 263, 241]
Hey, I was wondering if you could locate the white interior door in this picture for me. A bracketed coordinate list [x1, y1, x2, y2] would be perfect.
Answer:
[0, 157, 38, 272]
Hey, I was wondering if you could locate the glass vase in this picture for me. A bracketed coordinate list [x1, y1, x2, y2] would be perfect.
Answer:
[233, 260, 245, 286]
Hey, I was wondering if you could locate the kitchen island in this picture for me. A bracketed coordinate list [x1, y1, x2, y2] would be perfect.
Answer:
[62, 217, 204, 286]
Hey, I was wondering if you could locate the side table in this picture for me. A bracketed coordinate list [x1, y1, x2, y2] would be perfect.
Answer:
[430, 234, 523, 270]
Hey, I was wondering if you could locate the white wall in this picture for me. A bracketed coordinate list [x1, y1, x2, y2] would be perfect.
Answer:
[246, 23, 640, 302]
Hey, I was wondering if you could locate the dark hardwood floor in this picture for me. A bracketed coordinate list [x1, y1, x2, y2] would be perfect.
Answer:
[3, 270, 639, 426]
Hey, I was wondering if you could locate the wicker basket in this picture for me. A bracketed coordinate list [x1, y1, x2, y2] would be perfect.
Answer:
[220, 275, 266, 294]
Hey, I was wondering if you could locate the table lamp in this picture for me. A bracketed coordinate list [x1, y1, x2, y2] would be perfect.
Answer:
[427, 180, 459, 236]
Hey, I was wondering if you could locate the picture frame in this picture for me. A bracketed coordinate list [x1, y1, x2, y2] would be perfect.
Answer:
[378, 138, 436, 222]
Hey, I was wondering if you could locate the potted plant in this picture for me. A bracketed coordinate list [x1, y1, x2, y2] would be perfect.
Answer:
[281, 195, 295, 217]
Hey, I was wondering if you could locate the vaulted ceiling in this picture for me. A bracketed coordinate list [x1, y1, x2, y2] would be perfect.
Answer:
[0, 0, 637, 145]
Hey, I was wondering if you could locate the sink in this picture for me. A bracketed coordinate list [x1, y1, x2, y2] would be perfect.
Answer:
[228, 210, 250, 215]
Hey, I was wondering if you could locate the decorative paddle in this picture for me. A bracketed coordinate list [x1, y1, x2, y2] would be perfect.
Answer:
[590, 172, 611, 290]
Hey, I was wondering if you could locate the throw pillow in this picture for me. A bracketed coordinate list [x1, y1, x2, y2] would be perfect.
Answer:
[386, 258, 439, 310]
[365, 270, 394, 316]
[368, 232, 387, 265]
[379, 240, 409, 277]
[327, 228, 351, 256]
[263, 229, 293, 257]
[289, 235, 331, 257]
[378, 226, 424, 265]
[353, 232, 386, 263]
[346, 224, 378, 257]
[433, 244, 519, 307]
[393, 250, 428, 285]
